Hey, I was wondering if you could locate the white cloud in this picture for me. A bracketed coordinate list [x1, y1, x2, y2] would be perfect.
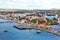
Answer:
[6, 2, 14, 6]
[0, 1, 3, 5]
[0, 0, 60, 9]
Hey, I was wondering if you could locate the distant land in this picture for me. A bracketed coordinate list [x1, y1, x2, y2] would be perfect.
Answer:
[0, 8, 60, 13]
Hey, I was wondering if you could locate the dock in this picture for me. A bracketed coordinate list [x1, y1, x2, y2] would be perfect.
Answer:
[14, 23, 60, 36]
[14, 23, 34, 30]
[45, 29, 60, 36]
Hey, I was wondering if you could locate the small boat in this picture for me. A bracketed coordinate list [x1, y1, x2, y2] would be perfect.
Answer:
[4, 30, 8, 32]
[36, 30, 41, 33]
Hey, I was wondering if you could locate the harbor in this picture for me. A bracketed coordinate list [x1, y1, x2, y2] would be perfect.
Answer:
[1, 0, 60, 40]
[0, 9, 60, 40]
[0, 18, 60, 40]
[14, 23, 60, 36]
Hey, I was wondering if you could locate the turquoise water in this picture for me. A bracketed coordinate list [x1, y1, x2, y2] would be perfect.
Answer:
[0, 19, 60, 40]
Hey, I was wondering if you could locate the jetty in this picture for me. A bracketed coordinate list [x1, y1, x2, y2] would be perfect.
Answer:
[14, 23, 60, 36]
[14, 23, 34, 30]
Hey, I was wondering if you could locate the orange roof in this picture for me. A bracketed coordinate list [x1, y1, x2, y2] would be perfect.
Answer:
[25, 16, 31, 19]
[38, 17, 44, 20]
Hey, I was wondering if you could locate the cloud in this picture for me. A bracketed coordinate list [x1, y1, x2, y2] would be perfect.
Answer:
[6, 2, 14, 6]
[0, 1, 3, 5]
[0, 0, 60, 9]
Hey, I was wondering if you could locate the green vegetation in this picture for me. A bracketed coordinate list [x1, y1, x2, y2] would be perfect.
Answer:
[47, 14, 55, 16]
[46, 18, 58, 25]
[31, 19, 46, 23]
[38, 20, 46, 23]
[34, 13, 42, 17]
[31, 19, 37, 23]
[32, 18, 58, 25]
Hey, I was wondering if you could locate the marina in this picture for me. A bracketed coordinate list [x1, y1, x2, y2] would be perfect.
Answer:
[14, 23, 60, 36]
[0, 18, 60, 40]
[0, 10, 60, 40]
[1, 0, 60, 40]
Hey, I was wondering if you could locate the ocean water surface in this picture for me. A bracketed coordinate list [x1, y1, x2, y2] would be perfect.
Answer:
[0, 18, 60, 40]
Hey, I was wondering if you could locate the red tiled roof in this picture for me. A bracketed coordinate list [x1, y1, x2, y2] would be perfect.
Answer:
[38, 17, 44, 20]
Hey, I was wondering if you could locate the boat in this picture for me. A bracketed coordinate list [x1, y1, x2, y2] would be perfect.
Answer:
[36, 30, 41, 33]
[4, 30, 8, 32]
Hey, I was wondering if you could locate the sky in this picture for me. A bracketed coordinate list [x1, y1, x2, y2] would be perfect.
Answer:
[0, 0, 60, 9]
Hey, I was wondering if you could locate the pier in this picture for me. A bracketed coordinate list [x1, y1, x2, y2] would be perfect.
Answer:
[14, 23, 34, 30]
[14, 23, 60, 36]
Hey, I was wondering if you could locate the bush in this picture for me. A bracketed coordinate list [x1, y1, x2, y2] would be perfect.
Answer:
[31, 19, 37, 23]
[31, 19, 46, 23]
[38, 20, 46, 23]
[45, 18, 55, 25]
[47, 19, 58, 25]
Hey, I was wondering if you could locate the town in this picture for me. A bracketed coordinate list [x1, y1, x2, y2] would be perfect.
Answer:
[0, 9, 60, 36]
